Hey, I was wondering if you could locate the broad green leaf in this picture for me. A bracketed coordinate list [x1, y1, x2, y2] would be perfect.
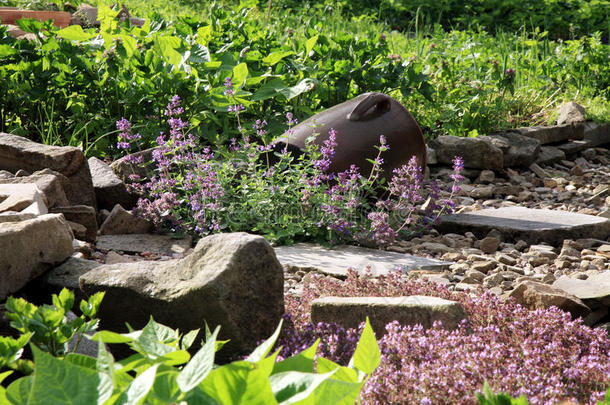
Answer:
[177, 325, 219, 392]
[246, 319, 283, 363]
[121, 35, 138, 58]
[80, 292, 105, 319]
[181, 329, 200, 351]
[15, 18, 42, 33]
[315, 357, 359, 383]
[278, 79, 316, 100]
[272, 339, 319, 374]
[251, 78, 286, 101]
[96, 339, 115, 387]
[150, 370, 181, 403]
[188, 44, 211, 63]
[0, 333, 30, 368]
[348, 318, 380, 375]
[197, 25, 214, 45]
[156, 35, 183, 66]
[57, 25, 95, 42]
[0, 371, 12, 404]
[263, 51, 294, 66]
[232, 63, 248, 88]
[6, 375, 32, 404]
[0, 44, 18, 58]
[53, 288, 75, 313]
[27, 346, 112, 405]
[304, 35, 319, 56]
[114, 364, 159, 405]
[304, 378, 363, 405]
[65, 353, 97, 370]
[159, 350, 191, 366]
[199, 360, 278, 405]
[90, 330, 134, 344]
[270, 370, 337, 405]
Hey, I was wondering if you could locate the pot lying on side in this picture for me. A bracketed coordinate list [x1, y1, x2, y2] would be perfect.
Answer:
[270, 92, 427, 179]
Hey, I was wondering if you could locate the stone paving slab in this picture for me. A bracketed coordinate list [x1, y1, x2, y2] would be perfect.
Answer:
[274, 243, 451, 278]
[437, 207, 610, 246]
[311, 296, 466, 336]
[96, 234, 192, 256]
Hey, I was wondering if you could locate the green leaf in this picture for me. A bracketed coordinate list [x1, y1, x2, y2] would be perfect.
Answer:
[348, 317, 380, 375]
[57, 25, 95, 41]
[181, 329, 200, 351]
[15, 18, 43, 33]
[188, 44, 211, 63]
[305, 35, 319, 56]
[278, 79, 316, 100]
[90, 330, 134, 344]
[232, 63, 249, 88]
[6, 375, 33, 404]
[150, 370, 181, 403]
[177, 325, 219, 392]
[0, 44, 18, 58]
[64, 353, 97, 370]
[197, 25, 213, 45]
[121, 35, 138, 58]
[199, 360, 278, 405]
[270, 370, 337, 404]
[315, 357, 359, 383]
[263, 51, 294, 66]
[27, 346, 112, 405]
[80, 292, 105, 319]
[0, 371, 12, 404]
[272, 339, 319, 375]
[114, 364, 159, 405]
[304, 378, 363, 405]
[251, 78, 286, 101]
[246, 319, 283, 363]
[53, 288, 75, 313]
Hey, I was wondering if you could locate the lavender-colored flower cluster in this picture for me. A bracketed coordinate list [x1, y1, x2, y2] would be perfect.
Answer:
[279, 270, 610, 404]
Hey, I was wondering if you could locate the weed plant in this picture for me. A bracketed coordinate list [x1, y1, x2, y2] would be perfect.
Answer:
[0, 2, 608, 155]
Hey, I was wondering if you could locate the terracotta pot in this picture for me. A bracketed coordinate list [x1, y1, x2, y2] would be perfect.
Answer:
[0, 9, 71, 28]
[273, 92, 427, 178]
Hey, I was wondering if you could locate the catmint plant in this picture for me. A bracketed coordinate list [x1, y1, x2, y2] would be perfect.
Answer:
[120, 94, 464, 247]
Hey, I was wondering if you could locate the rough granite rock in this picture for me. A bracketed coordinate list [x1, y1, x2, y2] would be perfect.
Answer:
[311, 296, 467, 337]
[0, 214, 74, 300]
[79, 232, 284, 359]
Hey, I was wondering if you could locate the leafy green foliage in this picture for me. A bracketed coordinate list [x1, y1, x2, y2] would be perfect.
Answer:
[1, 315, 381, 404]
[4, 289, 104, 357]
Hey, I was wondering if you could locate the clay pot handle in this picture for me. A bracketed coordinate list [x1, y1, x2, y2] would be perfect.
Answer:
[347, 92, 392, 121]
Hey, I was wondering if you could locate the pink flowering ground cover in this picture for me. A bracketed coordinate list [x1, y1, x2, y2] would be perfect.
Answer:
[279, 270, 610, 404]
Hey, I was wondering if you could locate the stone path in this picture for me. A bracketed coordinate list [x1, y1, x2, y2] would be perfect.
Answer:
[437, 207, 610, 246]
[274, 243, 451, 278]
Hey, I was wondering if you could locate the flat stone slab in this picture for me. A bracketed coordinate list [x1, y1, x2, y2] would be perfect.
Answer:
[274, 243, 451, 278]
[96, 234, 192, 256]
[553, 272, 610, 301]
[437, 207, 610, 246]
[311, 296, 467, 337]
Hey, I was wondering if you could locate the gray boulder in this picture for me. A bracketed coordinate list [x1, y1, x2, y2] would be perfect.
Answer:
[79, 232, 284, 359]
[88, 157, 139, 210]
[99, 204, 151, 235]
[0, 169, 70, 209]
[0, 133, 96, 208]
[50, 205, 98, 243]
[488, 132, 541, 167]
[0, 214, 74, 300]
[557, 102, 586, 125]
[429, 136, 503, 170]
